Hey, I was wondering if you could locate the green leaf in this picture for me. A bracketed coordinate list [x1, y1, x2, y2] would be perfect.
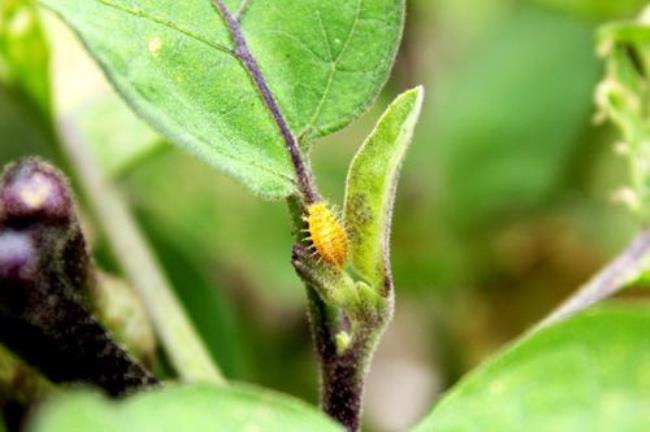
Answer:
[344, 86, 423, 287]
[38, 0, 404, 199]
[414, 305, 650, 432]
[0, 0, 50, 113]
[29, 384, 341, 432]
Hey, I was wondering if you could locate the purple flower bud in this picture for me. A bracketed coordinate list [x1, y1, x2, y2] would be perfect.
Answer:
[0, 231, 36, 283]
[0, 158, 159, 397]
[0, 159, 74, 228]
[0, 231, 37, 312]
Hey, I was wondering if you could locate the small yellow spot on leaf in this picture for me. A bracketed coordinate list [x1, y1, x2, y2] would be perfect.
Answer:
[148, 36, 163, 57]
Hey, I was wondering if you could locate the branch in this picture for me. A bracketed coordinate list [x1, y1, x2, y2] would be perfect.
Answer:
[532, 229, 650, 332]
[57, 118, 225, 385]
[213, 0, 319, 204]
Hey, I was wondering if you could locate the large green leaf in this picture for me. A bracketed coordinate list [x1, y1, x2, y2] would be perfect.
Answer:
[344, 86, 423, 287]
[30, 384, 341, 431]
[39, 0, 404, 199]
[414, 305, 650, 431]
[44, 13, 164, 178]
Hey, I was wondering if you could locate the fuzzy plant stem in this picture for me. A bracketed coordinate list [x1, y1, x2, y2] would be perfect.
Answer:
[214, 3, 382, 428]
[213, 0, 319, 205]
[533, 229, 650, 332]
[289, 206, 389, 431]
[304, 284, 385, 431]
[56, 119, 224, 385]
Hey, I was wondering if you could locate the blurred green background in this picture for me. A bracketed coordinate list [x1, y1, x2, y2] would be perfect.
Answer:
[2, 0, 649, 430]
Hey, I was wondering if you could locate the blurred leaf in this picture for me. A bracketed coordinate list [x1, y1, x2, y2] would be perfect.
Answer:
[0, 0, 50, 113]
[30, 384, 341, 431]
[0, 0, 53, 165]
[0, 85, 53, 164]
[344, 86, 423, 287]
[136, 214, 245, 379]
[0, 343, 54, 405]
[92, 272, 157, 369]
[530, 0, 648, 20]
[125, 149, 300, 306]
[429, 6, 600, 229]
[39, 0, 404, 199]
[76, 90, 164, 178]
[414, 305, 650, 431]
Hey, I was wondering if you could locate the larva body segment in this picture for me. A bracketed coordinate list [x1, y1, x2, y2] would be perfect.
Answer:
[305, 202, 348, 268]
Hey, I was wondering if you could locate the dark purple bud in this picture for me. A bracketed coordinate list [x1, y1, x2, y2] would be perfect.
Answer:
[0, 159, 74, 228]
[0, 231, 37, 283]
[0, 158, 159, 397]
[0, 231, 36, 313]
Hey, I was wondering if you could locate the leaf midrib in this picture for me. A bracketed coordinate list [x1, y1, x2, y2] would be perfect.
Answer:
[88, 0, 367, 143]
[72, 0, 296, 184]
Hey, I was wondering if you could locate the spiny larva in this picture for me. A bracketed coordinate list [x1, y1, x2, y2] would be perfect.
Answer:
[304, 202, 348, 268]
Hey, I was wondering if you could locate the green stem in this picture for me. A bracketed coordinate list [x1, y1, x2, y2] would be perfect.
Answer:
[56, 118, 224, 385]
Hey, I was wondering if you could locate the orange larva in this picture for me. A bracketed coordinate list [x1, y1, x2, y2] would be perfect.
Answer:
[304, 202, 348, 268]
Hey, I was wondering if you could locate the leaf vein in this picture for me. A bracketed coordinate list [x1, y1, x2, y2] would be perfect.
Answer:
[94, 0, 234, 56]
[300, 0, 364, 138]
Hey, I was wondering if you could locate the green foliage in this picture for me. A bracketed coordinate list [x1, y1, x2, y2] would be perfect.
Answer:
[344, 86, 423, 288]
[77, 91, 163, 178]
[30, 384, 341, 432]
[137, 218, 245, 379]
[39, 0, 404, 199]
[414, 305, 650, 431]
[124, 150, 300, 305]
[596, 7, 650, 222]
[0, 0, 53, 164]
[0, 85, 53, 163]
[532, 0, 649, 19]
[0, 0, 50, 113]
[428, 6, 600, 229]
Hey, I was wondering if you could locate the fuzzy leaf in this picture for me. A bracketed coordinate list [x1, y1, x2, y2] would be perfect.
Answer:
[38, 0, 404, 199]
[414, 305, 650, 431]
[344, 86, 423, 287]
[30, 384, 341, 432]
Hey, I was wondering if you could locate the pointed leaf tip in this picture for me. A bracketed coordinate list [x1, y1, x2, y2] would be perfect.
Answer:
[343, 86, 424, 290]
